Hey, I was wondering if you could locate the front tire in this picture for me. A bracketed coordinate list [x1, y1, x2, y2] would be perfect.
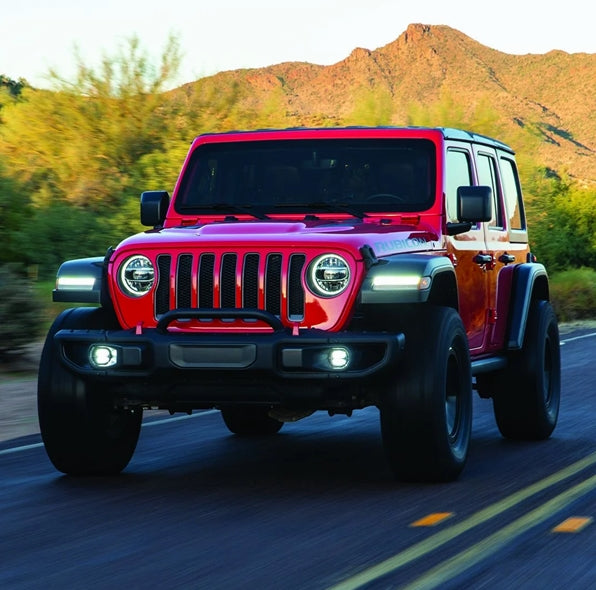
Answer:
[492, 300, 560, 440]
[38, 308, 142, 475]
[380, 306, 472, 482]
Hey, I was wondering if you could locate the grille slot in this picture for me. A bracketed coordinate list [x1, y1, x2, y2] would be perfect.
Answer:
[220, 254, 238, 307]
[154, 251, 306, 322]
[198, 254, 215, 308]
[288, 254, 306, 320]
[155, 255, 172, 316]
[177, 254, 193, 308]
[243, 254, 259, 309]
[265, 254, 282, 316]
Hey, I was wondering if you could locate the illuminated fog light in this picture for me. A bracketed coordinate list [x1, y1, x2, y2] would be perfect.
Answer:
[328, 347, 350, 370]
[89, 345, 118, 368]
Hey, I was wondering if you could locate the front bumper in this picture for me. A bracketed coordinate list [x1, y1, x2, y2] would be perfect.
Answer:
[54, 309, 404, 405]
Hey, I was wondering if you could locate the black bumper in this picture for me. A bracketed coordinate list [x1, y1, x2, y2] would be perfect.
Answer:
[54, 309, 405, 404]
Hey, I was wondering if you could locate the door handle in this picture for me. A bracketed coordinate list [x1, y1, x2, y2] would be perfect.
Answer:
[498, 253, 516, 264]
[473, 253, 493, 265]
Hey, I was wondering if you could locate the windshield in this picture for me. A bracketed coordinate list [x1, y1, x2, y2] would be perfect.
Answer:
[175, 138, 436, 215]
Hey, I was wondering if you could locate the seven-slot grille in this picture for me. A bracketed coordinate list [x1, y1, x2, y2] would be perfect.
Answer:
[154, 252, 306, 321]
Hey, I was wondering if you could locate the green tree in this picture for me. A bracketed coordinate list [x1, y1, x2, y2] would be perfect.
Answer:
[0, 264, 44, 359]
[0, 35, 181, 209]
[0, 162, 32, 264]
[0, 36, 182, 276]
[345, 86, 394, 126]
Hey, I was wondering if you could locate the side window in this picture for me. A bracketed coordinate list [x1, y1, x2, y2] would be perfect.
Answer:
[476, 153, 504, 228]
[445, 148, 473, 222]
[500, 156, 526, 231]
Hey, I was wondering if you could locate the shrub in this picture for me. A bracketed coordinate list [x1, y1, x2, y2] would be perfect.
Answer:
[549, 267, 596, 322]
[0, 264, 45, 361]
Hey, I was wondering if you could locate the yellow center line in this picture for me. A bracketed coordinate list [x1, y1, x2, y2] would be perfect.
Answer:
[327, 451, 596, 590]
[410, 513, 454, 527]
[552, 516, 593, 533]
[401, 475, 596, 590]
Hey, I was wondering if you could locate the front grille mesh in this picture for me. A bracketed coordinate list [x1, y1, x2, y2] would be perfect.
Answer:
[155, 252, 307, 321]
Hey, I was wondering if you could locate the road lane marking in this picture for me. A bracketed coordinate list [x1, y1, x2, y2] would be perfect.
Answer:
[401, 475, 596, 590]
[0, 442, 44, 455]
[141, 409, 219, 427]
[552, 516, 593, 533]
[328, 451, 596, 590]
[410, 513, 454, 527]
[0, 410, 218, 456]
[559, 331, 596, 346]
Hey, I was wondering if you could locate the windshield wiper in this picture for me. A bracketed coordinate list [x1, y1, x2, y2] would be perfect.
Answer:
[199, 203, 270, 220]
[274, 201, 368, 219]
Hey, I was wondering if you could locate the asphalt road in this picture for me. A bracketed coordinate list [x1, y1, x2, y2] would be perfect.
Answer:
[1, 327, 594, 589]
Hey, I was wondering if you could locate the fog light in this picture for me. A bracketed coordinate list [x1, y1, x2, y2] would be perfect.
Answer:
[328, 347, 350, 370]
[89, 344, 118, 368]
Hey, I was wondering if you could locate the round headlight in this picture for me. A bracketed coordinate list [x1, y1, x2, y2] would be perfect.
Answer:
[119, 255, 155, 297]
[308, 254, 351, 297]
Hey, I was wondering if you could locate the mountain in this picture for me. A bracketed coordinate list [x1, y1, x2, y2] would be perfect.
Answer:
[175, 23, 596, 186]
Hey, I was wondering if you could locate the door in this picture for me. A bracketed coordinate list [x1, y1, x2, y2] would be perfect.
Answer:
[445, 146, 490, 353]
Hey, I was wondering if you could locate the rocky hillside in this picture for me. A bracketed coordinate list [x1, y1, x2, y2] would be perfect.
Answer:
[174, 24, 596, 185]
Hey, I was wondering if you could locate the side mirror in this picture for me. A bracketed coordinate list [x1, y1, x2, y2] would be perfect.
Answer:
[140, 191, 170, 227]
[457, 185, 492, 223]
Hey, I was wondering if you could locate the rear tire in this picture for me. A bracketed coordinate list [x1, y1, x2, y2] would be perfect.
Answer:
[38, 308, 142, 475]
[221, 406, 283, 436]
[380, 306, 472, 482]
[492, 300, 560, 440]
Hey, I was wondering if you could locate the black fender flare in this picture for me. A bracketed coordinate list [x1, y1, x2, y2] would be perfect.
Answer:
[358, 254, 457, 306]
[52, 256, 105, 303]
[506, 263, 550, 349]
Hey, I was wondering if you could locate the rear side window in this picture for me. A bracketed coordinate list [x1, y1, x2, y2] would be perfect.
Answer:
[500, 157, 525, 231]
[445, 148, 473, 222]
[476, 153, 504, 228]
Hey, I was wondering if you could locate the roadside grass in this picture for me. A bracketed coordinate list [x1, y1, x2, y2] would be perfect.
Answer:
[549, 267, 596, 322]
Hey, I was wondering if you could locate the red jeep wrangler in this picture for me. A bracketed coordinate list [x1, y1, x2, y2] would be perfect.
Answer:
[40, 127, 560, 481]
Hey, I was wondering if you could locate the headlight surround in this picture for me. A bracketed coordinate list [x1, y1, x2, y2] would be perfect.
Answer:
[308, 254, 351, 297]
[118, 255, 155, 297]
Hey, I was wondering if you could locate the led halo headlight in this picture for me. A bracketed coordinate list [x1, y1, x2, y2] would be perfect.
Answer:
[308, 254, 351, 297]
[118, 255, 155, 297]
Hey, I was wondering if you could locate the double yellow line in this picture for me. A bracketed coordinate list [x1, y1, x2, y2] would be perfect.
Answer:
[329, 451, 596, 590]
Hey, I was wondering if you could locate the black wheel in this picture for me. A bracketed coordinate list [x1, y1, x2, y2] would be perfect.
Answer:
[380, 306, 472, 482]
[221, 406, 283, 436]
[38, 307, 142, 475]
[492, 300, 560, 440]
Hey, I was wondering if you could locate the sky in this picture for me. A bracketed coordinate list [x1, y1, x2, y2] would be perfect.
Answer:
[1, 0, 593, 89]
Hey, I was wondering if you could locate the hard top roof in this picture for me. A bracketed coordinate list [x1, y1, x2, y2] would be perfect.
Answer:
[194, 126, 514, 154]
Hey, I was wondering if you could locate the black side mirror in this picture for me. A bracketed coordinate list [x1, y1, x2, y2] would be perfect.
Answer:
[457, 185, 492, 223]
[140, 191, 170, 227]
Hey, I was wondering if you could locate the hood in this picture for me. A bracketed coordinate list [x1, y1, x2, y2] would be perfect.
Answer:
[118, 218, 442, 258]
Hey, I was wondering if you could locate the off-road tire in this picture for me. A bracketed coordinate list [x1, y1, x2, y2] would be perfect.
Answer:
[380, 306, 472, 482]
[492, 300, 560, 440]
[38, 307, 142, 475]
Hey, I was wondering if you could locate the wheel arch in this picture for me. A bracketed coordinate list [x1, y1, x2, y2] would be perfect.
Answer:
[506, 263, 550, 349]
[359, 253, 457, 307]
[53, 256, 105, 304]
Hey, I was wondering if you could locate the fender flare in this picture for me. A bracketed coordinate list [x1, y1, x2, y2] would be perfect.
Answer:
[358, 254, 456, 305]
[53, 256, 105, 303]
[507, 263, 550, 349]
